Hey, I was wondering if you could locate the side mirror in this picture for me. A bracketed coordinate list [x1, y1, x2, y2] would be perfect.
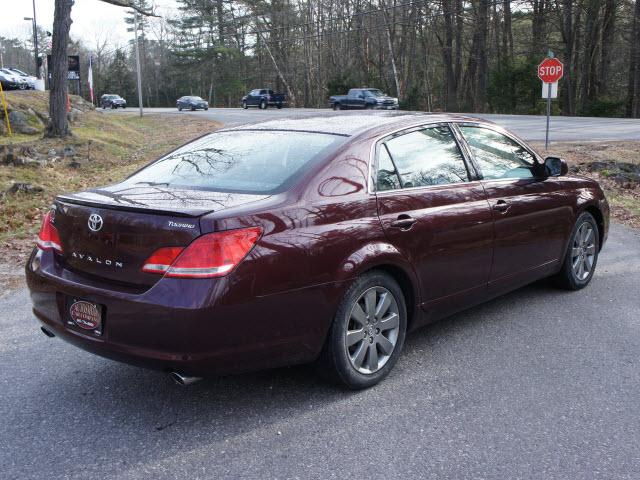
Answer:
[544, 156, 568, 177]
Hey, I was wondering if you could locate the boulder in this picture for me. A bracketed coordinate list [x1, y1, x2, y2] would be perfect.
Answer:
[6, 182, 44, 194]
[7, 110, 39, 135]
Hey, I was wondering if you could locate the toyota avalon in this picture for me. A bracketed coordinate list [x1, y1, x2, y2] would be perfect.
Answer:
[26, 113, 609, 389]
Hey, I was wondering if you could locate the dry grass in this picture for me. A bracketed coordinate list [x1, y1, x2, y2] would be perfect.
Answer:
[532, 141, 640, 229]
[1, 92, 220, 289]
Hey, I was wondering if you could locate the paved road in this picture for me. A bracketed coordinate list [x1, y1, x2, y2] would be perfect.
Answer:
[104, 107, 640, 141]
[2, 224, 639, 479]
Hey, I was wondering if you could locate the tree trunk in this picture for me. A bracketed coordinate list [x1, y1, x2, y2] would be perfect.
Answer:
[502, 0, 513, 58]
[560, 0, 576, 115]
[46, 0, 74, 138]
[628, 0, 640, 117]
[597, 0, 616, 96]
[442, 0, 458, 111]
[476, 0, 489, 112]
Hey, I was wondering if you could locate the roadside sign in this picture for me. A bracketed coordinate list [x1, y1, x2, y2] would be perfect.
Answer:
[542, 81, 558, 99]
[538, 58, 564, 83]
[539, 54, 563, 150]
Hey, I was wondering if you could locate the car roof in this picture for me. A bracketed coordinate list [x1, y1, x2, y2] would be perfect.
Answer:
[224, 111, 491, 137]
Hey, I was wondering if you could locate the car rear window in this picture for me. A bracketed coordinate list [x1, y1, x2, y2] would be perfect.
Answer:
[123, 130, 346, 194]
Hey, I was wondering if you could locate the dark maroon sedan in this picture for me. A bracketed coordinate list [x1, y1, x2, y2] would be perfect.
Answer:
[26, 113, 609, 389]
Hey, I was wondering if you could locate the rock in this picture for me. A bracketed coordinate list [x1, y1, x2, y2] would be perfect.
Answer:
[34, 110, 49, 124]
[63, 145, 76, 157]
[587, 161, 610, 172]
[618, 163, 640, 174]
[68, 160, 81, 169]
[1, 145, 15, 165]
[6, 182, 44, 194]
[7, 110, 39, 135]
[48, 149, 57, 158]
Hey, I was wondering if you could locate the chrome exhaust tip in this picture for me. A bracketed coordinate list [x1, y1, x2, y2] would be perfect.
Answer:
[41, 327, 55, 338]
[169, 372, 202, 386]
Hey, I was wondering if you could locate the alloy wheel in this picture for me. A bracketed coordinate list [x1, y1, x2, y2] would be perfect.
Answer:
[571, 222, 596, 281]
[346, 286, 400, 374]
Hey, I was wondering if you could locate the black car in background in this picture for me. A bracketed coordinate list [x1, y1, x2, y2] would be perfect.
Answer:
[177, 96, 209, 111]
[100, 94, 127, 109]
[242, 89, 286, 109]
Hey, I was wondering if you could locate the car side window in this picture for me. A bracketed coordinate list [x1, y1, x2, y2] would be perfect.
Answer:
[459, 126, 535, 180]
[250, 90, 259, 96]
[382, 126, 469, 188]
[260, 90, 267, 95]
[376, 145, 402, 191]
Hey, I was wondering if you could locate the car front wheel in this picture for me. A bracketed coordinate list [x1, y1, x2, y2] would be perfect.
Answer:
[555, 212, 600, 290]
[318, 270, 407, 389]
[260, 100, 267, 110]
[242, 101, 248, 109]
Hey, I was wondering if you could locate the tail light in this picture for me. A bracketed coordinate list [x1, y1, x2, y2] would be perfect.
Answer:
[142, 226, 262, 278]
[36, 210, 63, 253]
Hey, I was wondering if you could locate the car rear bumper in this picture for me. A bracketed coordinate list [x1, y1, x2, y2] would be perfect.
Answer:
[26, 249, 338, 376]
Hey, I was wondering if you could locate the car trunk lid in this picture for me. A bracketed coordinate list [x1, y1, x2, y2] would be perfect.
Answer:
[54, 185, 270, 287]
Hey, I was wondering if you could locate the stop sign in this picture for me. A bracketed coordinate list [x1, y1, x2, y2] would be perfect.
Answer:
[538, 58, 564, 83]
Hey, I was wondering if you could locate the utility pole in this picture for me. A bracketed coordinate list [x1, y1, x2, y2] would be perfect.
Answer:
[32, 0, 40, 79]
[24, 0, 41, 79]
[133, 13, 144, 117]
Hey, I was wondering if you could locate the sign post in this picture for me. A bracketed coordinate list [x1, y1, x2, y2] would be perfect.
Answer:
[538, 54, 564, 150]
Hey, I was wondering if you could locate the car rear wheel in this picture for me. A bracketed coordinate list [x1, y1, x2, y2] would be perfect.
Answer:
[260, 100, 267, 110]
[276, 103, 282, 109]
[190, 105, 196, 111]
[554, 212, 600, 290]
[333, 103, 341, 111]
[317, 271, 407, 389]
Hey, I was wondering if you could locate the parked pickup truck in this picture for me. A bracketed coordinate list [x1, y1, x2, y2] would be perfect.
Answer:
[330, 88, 399, 110]
[242, 89, 287, 109]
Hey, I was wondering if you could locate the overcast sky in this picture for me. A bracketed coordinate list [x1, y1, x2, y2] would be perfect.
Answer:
[0, 0, 177, 47]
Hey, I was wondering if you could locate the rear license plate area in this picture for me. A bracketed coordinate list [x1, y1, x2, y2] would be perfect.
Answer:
[65, 297, 104, 336]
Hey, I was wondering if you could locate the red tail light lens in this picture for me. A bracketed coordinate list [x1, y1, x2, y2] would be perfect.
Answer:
[142, 226, 262, 278]
[36, 211, 63, 253]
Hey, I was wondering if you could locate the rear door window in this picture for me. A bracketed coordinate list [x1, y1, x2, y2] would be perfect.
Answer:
[381, 126, 469, 188]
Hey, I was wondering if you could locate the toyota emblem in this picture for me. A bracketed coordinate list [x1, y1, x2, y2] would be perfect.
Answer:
[88, 213, 103, 232]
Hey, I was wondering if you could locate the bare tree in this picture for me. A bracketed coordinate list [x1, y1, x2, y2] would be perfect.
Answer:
[46, 0, 157, 138]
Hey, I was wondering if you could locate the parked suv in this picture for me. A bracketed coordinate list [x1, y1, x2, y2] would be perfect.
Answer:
[100, 94, 127, 109]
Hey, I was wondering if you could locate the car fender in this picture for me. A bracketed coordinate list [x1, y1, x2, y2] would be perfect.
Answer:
[334, 240, 421, 305]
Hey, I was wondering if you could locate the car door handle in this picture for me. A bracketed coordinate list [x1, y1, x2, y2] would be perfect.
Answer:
[390, 216, 417, 229]
[493, 200, 510, 213]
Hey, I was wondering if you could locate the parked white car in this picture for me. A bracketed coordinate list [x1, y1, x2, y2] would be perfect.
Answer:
[1, 68, 32, 90]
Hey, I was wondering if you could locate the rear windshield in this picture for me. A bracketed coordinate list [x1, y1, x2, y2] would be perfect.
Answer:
[123, 130, 346, 194]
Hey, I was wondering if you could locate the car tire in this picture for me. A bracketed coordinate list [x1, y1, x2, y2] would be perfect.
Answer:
[554, 212, 600, 290]
[242, 101, 248, 109]
[317, 270, 407, 389]
[111, 104, 116, 109]
[204, 107, 208, 110]
[190, 106, 196, 111]
[277, 103, 282, 109]
[260, 100, 267, 110]
[178, 106, 182, 111]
